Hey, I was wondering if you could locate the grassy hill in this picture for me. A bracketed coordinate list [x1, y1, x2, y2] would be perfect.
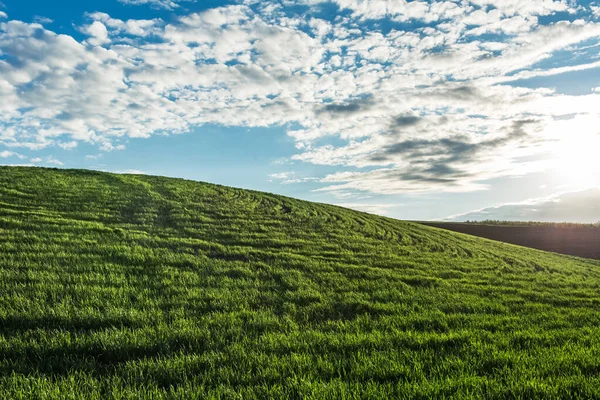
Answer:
[1, 166, 600, 399]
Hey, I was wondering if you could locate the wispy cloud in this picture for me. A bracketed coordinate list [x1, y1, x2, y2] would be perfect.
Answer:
[117, 0, 193, 10]
[0, 150, 26, 159]
[46, 157, 64, 166]
[268, 172, 292, 181]
[33, 16, 53, 24]
[29, 156, 63, 166]
[58, 141, 78, 150]
[268, 171, 319, 184]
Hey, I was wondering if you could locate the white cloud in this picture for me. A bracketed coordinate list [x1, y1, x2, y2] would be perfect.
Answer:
[58, 141, 78, 150]
[99, 142, 126, 152]
[303, 0, 571, 21]
[330, 0, 432, 22]
[33, 16, 53, 24]
[46, 156, 63, 166]
[29, 156, 63, 165]
[82, 21, 110, 45]
[0, 11, 6, 19]
[269, 172, 292, 180]
[268, 171, 319, 184]
[86, 13, 163, 37]
[593, 87, 600, 93]
[1, 3, 600, 195]
[469, 0, 571, 18]
[118, 0, 191, 10]
[445, 188, 600, 223]
[499, 60, 600, 83]
[0, 150, 25, 159]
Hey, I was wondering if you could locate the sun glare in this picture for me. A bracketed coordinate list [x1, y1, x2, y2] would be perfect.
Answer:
[553, 128, 600, 189]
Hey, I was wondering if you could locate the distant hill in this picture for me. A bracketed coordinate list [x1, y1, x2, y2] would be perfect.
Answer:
[419, 221, 600, 260]
[1, 166, 600, 399]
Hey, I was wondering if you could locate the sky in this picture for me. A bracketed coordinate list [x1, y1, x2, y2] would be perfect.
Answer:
[1, 0, 600, 222]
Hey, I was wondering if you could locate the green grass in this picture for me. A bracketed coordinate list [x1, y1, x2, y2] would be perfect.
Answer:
[1, 166, 600, 399]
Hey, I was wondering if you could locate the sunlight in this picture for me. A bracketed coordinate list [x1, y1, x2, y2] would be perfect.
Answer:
[552, 118, 600, 189]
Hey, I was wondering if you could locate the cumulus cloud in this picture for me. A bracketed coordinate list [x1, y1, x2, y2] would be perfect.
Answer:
[0, 11, 6, 19]
[445, 188, 600, 223]
[82, 21, 110, 45]
[1, 2, 600, 195]
[471, 0, 571, 15]
[85, 12, 163, 38]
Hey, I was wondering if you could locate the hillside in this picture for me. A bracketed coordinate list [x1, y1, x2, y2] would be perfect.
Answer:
[419, 222, 600, 260]
[1, 166, 600, 399]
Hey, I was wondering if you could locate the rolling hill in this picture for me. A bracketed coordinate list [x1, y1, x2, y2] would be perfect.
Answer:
[1, 166, 600, 399]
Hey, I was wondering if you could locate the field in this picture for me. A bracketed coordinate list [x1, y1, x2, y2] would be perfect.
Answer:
[419, 222, 600, 260]
[2, 167, 600, 399]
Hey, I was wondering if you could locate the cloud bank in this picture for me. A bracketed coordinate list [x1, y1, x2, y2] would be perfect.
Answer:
[1, 1, 600, 195]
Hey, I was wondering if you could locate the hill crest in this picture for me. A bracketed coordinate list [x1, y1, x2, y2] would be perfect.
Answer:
[1, 166, 600, 398]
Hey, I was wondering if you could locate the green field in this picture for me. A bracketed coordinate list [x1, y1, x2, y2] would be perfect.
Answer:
[2, 167, 600, 399]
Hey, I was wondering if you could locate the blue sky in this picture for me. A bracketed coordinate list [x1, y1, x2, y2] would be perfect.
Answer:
[1, 0, 600, 222]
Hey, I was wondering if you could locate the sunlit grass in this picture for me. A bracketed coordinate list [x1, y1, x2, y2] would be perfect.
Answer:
[1, 166, 600, 399]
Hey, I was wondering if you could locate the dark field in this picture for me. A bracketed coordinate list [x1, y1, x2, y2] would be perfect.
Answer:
[2, 167, 600, 399]
[419, 222, 600, 260]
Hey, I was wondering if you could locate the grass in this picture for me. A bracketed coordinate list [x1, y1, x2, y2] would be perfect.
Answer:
[1, 166, 600, 399]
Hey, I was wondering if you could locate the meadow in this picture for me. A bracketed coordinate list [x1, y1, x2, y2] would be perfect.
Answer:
[1, 166, 600, 399]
